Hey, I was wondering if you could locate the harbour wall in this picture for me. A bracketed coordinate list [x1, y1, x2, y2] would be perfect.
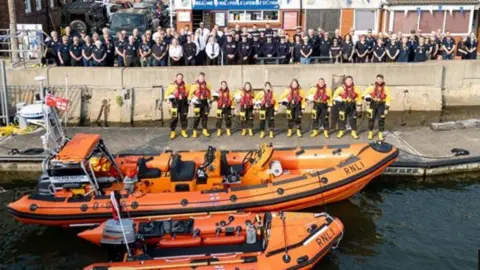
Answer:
[5, 61, 480, 123]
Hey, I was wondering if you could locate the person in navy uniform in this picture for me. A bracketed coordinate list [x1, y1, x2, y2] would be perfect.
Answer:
[102, 34, 115, 67]
[259, 30, 266, 43]
[238, 33, 252, 65]
[355, 35, 369, 63]
[407, 30, 418, 62]
[125, 36, 138, 67]
[183, 34, 198, 66]
[319, 31, 332, 63]
[292, 35, 303, 64]
[293, 26, 303, 42]
[92, 40, 107, 67]
[306, 29, 319, 57]
[115, 32, 126, 67]
[442, 31, 456, 60]
[45, 31, 62, 66]
[276, 35, 290, 64]
[386, 35, 399, 62]
[139, 35, 152, 67]
[342, 34, 354, 63]
[456, 37, 469, 60]
[151, 36, 168, 66]
[300, 36, 313, 64]
[64, 26, 76, 45]
[265, 23, 273, 36]
[81, 36, 94, 67]
[372, 38, 386, 63]
[397, 37, 410, 63]
[57, 36, 71, 66]
[262, 34, 277, 61]
[247, 30, 254, 45]
[69, 36, 83, 66]
[365, 29, 375, 62]
[329, 38, 342, 63]
[414, 37, 427, 62]
[466, 32, 478, 60]
[252, 33, 263, 64]
[223, 33, 238, 65]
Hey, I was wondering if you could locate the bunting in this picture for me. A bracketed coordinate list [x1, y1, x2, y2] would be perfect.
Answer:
[460, 7, 464, 15]
[404, 9, 409, 17]
[416, 7, 421, 15]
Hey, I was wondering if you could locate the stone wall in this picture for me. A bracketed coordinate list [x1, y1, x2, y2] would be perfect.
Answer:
[5, 61, 480, 123]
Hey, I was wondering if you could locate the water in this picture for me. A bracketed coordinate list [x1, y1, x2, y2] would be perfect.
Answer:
[1, 178, 479, 270]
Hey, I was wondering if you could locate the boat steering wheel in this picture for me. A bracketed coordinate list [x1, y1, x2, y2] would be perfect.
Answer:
[242, 150, 257, 167]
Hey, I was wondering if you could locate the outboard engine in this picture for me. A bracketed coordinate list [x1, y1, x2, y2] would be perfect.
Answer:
[101, 218, 136, 261]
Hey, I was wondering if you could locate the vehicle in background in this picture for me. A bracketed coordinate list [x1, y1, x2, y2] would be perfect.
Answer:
[60, 1, 108, 35]
[108, 5, 160, 37]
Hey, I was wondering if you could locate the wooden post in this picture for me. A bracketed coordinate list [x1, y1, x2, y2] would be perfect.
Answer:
[7, 0, 20, 65]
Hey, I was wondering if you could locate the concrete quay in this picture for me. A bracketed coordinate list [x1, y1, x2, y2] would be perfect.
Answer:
[0, 125, 479, 183]
[5, 60, 480, 124]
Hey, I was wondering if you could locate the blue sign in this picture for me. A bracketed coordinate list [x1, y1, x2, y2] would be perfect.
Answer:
[192, 0, 279, 10]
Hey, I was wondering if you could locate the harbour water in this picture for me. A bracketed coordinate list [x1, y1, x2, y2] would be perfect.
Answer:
[0, 177, 478, 270]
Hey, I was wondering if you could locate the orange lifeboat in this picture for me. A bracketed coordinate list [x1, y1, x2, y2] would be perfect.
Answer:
[8, 133, 398, 227]
[80, 211, 344, 270]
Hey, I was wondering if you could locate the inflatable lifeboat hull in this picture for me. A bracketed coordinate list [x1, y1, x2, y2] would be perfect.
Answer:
[8, 141, 398, 227]
[80, 211, 344, 270]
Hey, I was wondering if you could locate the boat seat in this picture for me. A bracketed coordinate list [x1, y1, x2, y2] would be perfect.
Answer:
[159, 237, 202, 248]
[203, 235, 245, 246]
[220, 152, 246, 176]
[137, 158, 162, 179]
[170, 155, 196, 182]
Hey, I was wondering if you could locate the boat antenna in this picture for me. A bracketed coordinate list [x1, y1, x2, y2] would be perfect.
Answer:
[279, 211, 290, 263]
[110, 191, 132, 258]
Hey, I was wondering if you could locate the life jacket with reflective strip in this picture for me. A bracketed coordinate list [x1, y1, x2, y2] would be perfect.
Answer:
[262, 90, 274, 107]
[340, 84, 357, 100]
[194, 80, 210, 99]
[314, 84, 329, 102]
[174, 81, 186, 99]
[240, 91, 254, 107]
[371, 83, 387, 100]
[287, 88, 302, 104]
[217, 88, 232, 108]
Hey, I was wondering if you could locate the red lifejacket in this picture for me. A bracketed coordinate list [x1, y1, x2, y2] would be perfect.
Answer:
[194, 81, 210, 99]
[240, 91, 254, 107]
[173, 81, 187, 99]
[340, 84, 357, 100]
[371, 83, 387, 100]
[314, 85, 329, 102]
[262, 91, 274, 107]
[217, 88, 232, 108]
[287, 88, 302, 104]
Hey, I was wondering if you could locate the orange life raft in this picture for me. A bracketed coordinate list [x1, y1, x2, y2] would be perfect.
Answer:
[80, 211, 344, 270]
[8, 133, 398, 227]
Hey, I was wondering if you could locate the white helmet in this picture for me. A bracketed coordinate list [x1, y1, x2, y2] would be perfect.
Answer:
[191, 96, 200, 105]
[167, 94, 175, 102]
[212, 90, 220, 98]
[281, 98, 289, 107]
[306, 94, 314, 102]
[364, 94, 372, 102]
[234, 93, 242, 103]
[334, 96, 343, 104]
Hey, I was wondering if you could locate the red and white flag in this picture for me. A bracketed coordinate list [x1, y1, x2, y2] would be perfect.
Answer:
[45, 94, 70, 112]
[110, 192, 121, 221]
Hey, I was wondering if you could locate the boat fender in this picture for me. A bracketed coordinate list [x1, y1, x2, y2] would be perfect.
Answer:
[295, 149, 305, 156]
[297, 255, 309, 264]
[270, 160, 283, 177]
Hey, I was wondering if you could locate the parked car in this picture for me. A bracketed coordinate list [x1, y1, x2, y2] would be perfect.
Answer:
[108, 7, 159, 37]
[60, 1, 108, 35]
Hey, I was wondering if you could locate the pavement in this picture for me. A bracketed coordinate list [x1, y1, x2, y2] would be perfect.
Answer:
[0, 125, 478, 158]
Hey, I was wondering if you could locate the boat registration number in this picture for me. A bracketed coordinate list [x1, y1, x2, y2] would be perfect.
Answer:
[49, 175, 90, 183]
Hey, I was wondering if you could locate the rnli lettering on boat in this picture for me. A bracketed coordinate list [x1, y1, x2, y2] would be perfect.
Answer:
[315, 227, 335, 247]
[343, 161, 365, 176]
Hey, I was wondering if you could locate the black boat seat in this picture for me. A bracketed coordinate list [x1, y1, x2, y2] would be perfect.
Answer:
[137, 158, 162, 179]
[170, 155, 196, 182]
[220, 152, 246, 176]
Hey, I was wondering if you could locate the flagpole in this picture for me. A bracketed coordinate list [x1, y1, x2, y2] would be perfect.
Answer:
[64, 73, 68, 131]
[110, 192, 132, 257]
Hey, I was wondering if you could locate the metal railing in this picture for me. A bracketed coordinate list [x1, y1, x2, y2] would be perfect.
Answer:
[0, 28, 47, 68]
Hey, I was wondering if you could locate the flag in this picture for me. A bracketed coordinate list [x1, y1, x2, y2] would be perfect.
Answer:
[110, 192, 120, 221]
[45, 94, 70, 111]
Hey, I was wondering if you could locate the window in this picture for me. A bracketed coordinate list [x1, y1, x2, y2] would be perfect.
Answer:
[446, 11, 470, 33]
[354, 10, 377, 33]
[25, 0, 32, 13]
[393, 11, 418, 33]
[419, 11, 444, 33]
[35, 0, 42, 11]
[228, 10, 279, 22]
[305, 10, 340, 33]
[50, 0, 55, 8]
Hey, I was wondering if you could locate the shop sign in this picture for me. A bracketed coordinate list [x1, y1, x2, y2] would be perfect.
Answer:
[192, 0, 280, 10]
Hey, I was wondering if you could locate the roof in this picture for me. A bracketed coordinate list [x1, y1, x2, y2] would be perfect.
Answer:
[387, 0, 479, 5]
[56, 133, 101, 162]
